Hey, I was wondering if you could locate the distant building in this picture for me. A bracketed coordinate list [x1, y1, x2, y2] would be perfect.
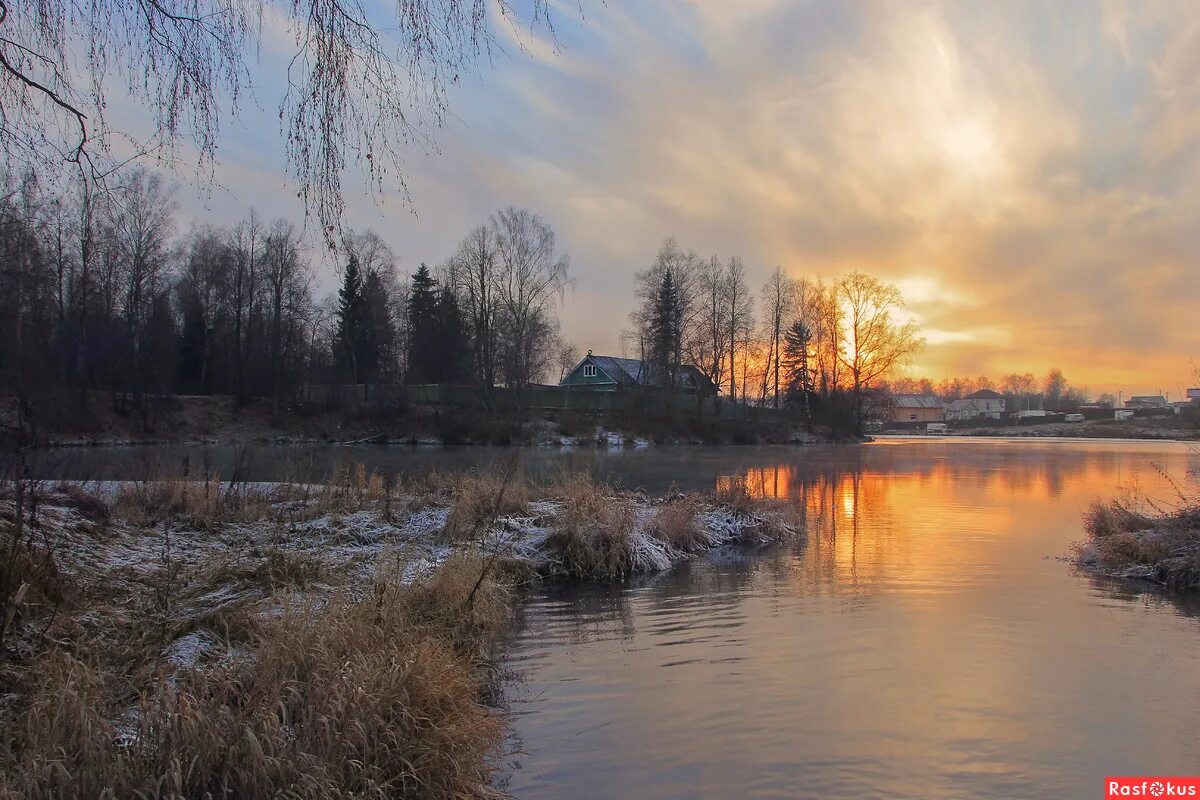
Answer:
[1124, 395, 1167, 409]
[559, 352, 717, 395]
[945, 388, 1006, 421]
[889, 394, 945, 424]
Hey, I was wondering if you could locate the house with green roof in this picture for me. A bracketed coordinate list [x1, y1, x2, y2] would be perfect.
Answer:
[559, 352, 717, 396]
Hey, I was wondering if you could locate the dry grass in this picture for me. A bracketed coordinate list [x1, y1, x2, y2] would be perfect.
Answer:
[650, 495, 707, 552]
[109, 463, 401, 528]
[1078, 497, 1200, 590]
[113, 476, 276, 527]
[713, 478, 760, 516]
[543, 473, 637, 579]
[1, 490, 74, 647]
[711, 480, 803, 543]
[440, 471, 531, 543]
[0, 557, 512, 800]
[48, 482, 111, 526]
[199, 548, 329, 593]
[1082, 500, 1156, 540]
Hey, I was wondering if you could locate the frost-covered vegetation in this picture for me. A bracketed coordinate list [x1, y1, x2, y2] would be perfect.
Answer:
[0, 466, 800, 797]
[1075, 487, 1200, 591]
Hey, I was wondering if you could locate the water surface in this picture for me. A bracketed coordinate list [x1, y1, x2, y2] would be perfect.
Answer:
[496, 439, 1200, 799]
[27, 438, 1200, 797]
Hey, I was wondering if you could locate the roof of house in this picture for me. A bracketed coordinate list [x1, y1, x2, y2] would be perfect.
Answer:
[1129, 395, 1166, 402]
[570, 354, 713, 390]
[965, 389, 1003, 400]
[946, 396, 1000, 411]
[581, 355, 647, 385]
[892, 394, 944, 409]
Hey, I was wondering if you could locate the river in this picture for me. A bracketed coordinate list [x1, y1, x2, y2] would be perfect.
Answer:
[26, 438, 1200, 798]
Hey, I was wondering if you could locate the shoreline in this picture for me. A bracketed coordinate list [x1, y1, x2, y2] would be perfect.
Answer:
[4, 393, 858, 451]
[876, 428, 1199, 443]
[0, 470, 800, 796]
[1072, 497, 1200, 591]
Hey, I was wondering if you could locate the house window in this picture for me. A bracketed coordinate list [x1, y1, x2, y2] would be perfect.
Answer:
[583, 364, 597, 378]
[910, 414, 917, 420]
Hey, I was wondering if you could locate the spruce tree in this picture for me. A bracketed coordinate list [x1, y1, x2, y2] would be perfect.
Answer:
[782, 319, 813, 417]
[407, 263, 440, 383]
[648, 268, 681, 387]
[335, 254, 365, 382]
[360, 270, 395, 382]
[435, 287, 471, 384]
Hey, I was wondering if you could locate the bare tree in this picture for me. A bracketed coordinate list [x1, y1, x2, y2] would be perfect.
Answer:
[692, 255, 730, 391]
[0, 0, 565, 233]
[261, 219, 311, 411]
[836, 272, 923, 428]
[626, 237, 702, 387]
[556, 340, 579, 383]
[724, 256, 753, 402]
[107, 169, 176, 404]
[228, 209, 263, 404]
[758, 265, 797, 408]
[448, 224, 501, 389]
[491, 207, 571, 388]
[803, 278, 842, 395]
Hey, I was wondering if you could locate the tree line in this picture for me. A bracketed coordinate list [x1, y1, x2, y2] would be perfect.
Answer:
[0, 170, 573, 425]
[886, 369, 1097, 411]
[623, 238, 924, 428]
[5, 169, 925, 435]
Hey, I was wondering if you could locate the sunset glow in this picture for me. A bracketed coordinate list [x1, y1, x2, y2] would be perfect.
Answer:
[166, 1, 1200, 395]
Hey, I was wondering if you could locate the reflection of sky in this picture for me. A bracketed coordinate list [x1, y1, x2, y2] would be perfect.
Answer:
[142, 1, 1200, 395]
[502, 440, 1200, 799]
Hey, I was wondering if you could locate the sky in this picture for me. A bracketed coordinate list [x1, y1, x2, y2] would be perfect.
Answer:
[165, 0, 1199, 398]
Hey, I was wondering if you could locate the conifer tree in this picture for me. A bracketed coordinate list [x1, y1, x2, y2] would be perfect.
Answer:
[648, 268, 682, 387]
[783, 319, 813, 418]
[335, 253, 365, 382]
[407, 264, 440, 383]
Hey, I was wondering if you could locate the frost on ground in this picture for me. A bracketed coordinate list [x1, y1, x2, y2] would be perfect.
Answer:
[0, 472, 803, 797]
[5, 478, 800, 659]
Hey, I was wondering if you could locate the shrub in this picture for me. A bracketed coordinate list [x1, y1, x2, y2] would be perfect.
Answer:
[543, 474, 637, 579]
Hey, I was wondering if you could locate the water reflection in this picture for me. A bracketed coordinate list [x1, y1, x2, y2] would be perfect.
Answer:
[501, 441, 1200, 800]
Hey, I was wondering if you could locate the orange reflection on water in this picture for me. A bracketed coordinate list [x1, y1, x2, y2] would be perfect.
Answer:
[716, 464, 797, 500]
[714, 445, 1189, 599]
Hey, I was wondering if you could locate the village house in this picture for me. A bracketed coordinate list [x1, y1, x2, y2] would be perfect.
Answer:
[559, 352, 718, 395]
[944, 388, 1006, 421]
[1124, 395, 1168, 409]
[889, 394, 945, 425]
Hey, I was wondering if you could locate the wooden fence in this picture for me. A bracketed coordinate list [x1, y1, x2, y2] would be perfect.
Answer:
[300, 383, 779, 421]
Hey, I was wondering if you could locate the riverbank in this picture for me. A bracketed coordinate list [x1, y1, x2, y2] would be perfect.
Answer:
[1073, 497, 1200, 590]
[0, 470, 799, 797]
[6, 393, 847, 449]
[957, 418, 1198, 440]
[884, 418, 1199, 441]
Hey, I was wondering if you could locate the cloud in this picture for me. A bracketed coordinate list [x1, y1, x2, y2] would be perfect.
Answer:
[154, 0, 1200, 393]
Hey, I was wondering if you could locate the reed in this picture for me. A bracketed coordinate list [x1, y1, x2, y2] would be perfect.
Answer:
[0, 557, 511, 800]
[543, 473, 638, 579]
